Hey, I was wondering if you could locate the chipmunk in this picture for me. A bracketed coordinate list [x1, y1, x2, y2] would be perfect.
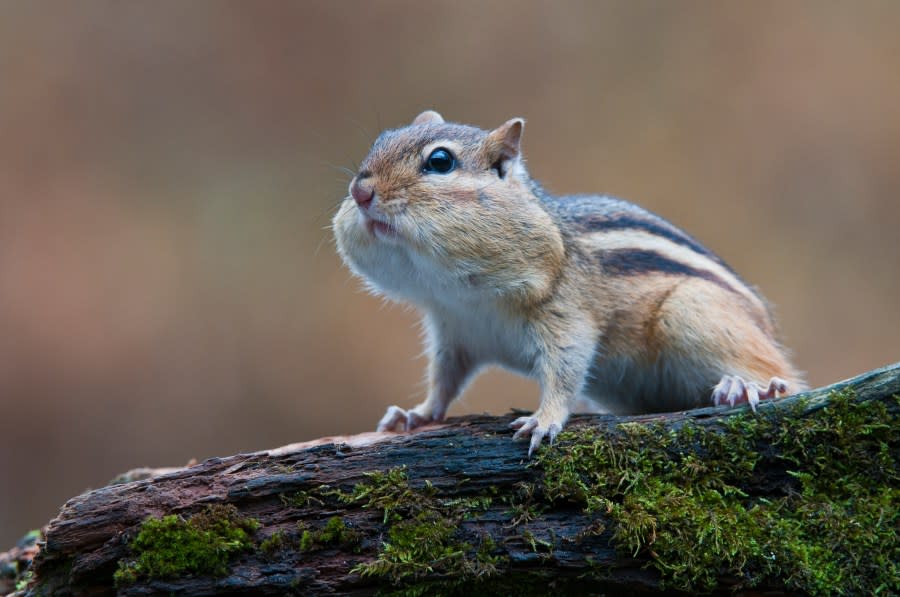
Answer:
[332, 110, 806, 455]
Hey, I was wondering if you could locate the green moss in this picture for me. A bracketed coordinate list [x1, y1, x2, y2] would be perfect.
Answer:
[22, 529, 41, 543]
[298, 516, 361, 552]
[344, 466, 505, 590]
[354, 511, 463, 581]
[260, 530, 287, 555]
[520, 529, 553, 555]
[355, 515, 503, 594]
[298, 528, 315, 552]
[332, 466, 435, 524]
[439, 495, 493, 514]
[536, 390, 900, 594]
[113, 504, 260, 586]
[279, 490, 323, 508]
[320, 516, 357, 544]
[502, 481, 542, 527]
[14, 570, 33, 592]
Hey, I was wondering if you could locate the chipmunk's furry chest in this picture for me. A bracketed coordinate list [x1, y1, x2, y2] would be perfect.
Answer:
[352, 241, 540, 372]
[426, 301, 538, 373]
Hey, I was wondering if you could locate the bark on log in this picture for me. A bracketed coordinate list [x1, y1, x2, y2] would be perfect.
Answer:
[12, 363, 900, 596]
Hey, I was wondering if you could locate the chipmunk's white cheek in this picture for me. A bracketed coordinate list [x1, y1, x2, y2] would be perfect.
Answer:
[333, 201, 373, 256]
[332, 201, 351, 235]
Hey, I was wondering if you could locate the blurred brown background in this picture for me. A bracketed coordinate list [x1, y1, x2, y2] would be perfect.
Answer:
[1, 1, 898, 547]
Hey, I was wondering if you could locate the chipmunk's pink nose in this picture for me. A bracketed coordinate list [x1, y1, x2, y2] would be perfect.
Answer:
[351, 179, 374, 209]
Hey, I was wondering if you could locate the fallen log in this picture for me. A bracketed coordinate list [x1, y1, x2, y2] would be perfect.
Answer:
[11, 363, 900, 596]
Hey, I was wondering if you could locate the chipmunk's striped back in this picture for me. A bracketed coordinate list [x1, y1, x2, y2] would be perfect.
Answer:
[550, 194, 775, 334]
[554, 195, 754, 292]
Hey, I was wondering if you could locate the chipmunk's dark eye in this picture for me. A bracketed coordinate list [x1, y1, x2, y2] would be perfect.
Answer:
[423, 148, 456, 174]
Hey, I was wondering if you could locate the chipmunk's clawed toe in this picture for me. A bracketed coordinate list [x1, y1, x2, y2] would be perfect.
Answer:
[712, 375, 789, 411]
[510, 415, 563, 457]
[376, 405, 432, 432]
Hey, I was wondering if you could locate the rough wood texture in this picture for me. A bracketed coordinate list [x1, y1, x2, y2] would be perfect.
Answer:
[14, 363, 900, 596]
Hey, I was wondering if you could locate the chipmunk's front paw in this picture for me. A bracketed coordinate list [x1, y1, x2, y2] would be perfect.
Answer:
[376, 405, 435, 432]
[712, 375, 788, 411]
[509, 413, 564, 457]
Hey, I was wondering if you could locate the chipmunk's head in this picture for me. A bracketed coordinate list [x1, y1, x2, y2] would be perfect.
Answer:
[333, 111, 564, 306]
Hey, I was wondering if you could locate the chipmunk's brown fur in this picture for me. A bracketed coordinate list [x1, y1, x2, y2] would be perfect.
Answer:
[333, 111, 805, 454]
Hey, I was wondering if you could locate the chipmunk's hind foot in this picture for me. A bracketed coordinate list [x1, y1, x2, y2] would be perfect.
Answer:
[711, 375, 789, 411]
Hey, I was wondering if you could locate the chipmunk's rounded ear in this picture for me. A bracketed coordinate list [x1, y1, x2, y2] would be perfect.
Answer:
[486, 118, 525, 178]
[412, 110, 445, 125]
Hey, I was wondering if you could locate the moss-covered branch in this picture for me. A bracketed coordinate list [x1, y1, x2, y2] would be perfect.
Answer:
[12, 363, 900, 596]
